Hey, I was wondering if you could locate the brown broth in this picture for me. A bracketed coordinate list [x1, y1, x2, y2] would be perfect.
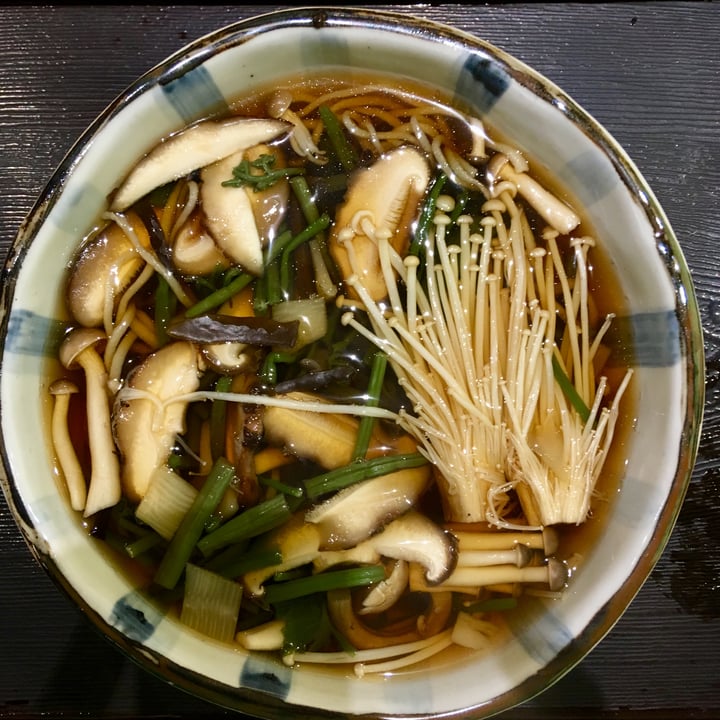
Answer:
[45, 69, 638, 671]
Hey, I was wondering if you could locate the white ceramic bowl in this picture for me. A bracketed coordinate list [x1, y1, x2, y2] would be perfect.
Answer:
[0, 7, 704, 719]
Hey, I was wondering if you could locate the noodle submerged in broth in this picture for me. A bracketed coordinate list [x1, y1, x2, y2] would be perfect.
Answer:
[48, 71, 634, 675]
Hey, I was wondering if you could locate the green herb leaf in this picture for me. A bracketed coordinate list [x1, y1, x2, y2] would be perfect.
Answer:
[222, 153, 305, 192]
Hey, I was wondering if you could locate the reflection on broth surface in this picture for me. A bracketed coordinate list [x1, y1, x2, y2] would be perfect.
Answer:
[47, 70, 634, 675]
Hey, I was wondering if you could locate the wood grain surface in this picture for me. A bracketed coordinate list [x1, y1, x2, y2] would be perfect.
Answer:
[0, 4, 718, 718]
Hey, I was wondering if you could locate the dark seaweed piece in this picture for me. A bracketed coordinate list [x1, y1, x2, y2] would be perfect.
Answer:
[273, 365, 357, 395]
[168, 314, 299, 348]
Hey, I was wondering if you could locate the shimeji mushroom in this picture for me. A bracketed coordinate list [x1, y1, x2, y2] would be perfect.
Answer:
[454, 543, 534, 569]
[110, 117, 292, 212]
[487, 153, 581, 235]
[410, 556, 568, 594]
[113, 340, 201, 502]
[49, 378, 86, 512]
[450, 526, 559, 555]
[58, 329, 121, 517]
[329, 145, 430, 301]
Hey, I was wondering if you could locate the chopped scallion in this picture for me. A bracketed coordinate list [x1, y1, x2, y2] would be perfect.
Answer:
[552, 354, 591, 424]
[153, 457, 236, 589]
[352, 351, 388, 461]
[409, 172, 447, 256]
[318, 105, 359, 172]
[185, 272, 253, 319]
[210, 375, 233, 461]
[154, 276, 176, 347]
[197, 494, 293, 557]
[264, 565, 386, 604]
[304, 452, 428, 500]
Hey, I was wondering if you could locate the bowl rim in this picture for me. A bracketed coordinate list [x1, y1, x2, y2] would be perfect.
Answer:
[0, 6, 706, 719]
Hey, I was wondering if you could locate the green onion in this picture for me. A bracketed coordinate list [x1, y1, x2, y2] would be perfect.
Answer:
[272, 567, 311, 584]
[264, 565, 386, 604]
[449, 188, 470, 223]
[154, 276, 176, 347]
[153, 457, 236, 589]
[265, 229, 294, 266]
[261, 350, 298, 385]
[197, 494, 293, 557]
[201, 538, 248, 571]
[304, 452, 429, 500]
[318, 105, 359, 172]
[275, 595, 334, 654]
[409, 172, 447, 256]
[124, 531, 164, 559]
[135, 465, 199, 541]
[289, 176, 320, 223]
[258, 474, 304, 498]
[352, 351, 388, 461]
[264, 254, 284, 306]
[279, 213, 332, 292]
[185, 272, 253, 319]
[552, 354, 591, 424]
[207, 547, 283, 580]
[209, 375, 233, 461]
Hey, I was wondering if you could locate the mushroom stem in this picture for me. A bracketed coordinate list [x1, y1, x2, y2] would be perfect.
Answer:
[451, 526, 559, 555]
[359, 559, 409, 615]
[235, 619, 286, 651]
[455, 544, 534, 569]
[429, 558, 568, 593]
[327, 588, 452, 650]
[59, 329, 122, 517]
[49, 379, 86, 512]
[76, 347, 121, 517]
[497, 163, 580, 235]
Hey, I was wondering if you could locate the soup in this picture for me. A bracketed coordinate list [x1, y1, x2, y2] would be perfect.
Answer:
[47, 70, 634, 675]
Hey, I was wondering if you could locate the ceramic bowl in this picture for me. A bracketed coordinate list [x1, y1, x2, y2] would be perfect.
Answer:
[0, 7, 704, 719]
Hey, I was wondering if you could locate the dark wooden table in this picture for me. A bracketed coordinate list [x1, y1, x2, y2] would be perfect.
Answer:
[1, 4, 718, 719]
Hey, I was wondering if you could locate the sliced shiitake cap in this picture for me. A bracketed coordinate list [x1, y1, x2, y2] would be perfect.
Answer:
[113, 340, 200, 503]
[358, 559, 409, 615]
[305, 464, 431, 550]
[66, 223, 146, 328]
[329, 145, 430, 302]
[110, 117, 293, 212]
[171, 210, 230, 277]
[313, 510, 458, 586]
[243, 514, 322, 597]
